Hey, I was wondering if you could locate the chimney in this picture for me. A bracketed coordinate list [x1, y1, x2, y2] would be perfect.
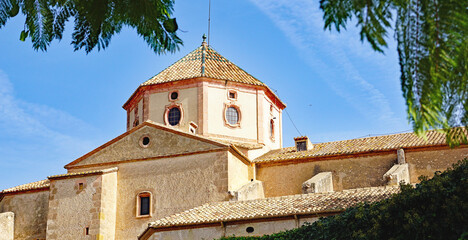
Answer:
[294, 136, 313, 151]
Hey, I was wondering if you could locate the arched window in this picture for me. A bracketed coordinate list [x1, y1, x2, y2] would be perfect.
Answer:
[136, 192, 152, 217]
[133, 106, 140, 127]
[270, 119, 275, 140]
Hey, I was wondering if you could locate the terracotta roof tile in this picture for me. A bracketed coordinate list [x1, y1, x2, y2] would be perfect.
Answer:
[142, 43, 265, 87]
[1, 179, 50, 194]
[48, 167, 118, 179]
[254, 129, 460, 163]
[149, 186, 399, 228]
[205, 137, 264, 150]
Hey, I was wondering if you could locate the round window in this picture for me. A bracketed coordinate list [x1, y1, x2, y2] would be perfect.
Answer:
[142, 137, 150, 146]
[168, 107, 181, 126]
[226, 107, 239, 125]
[246, 227, 254, 233]
[170, 91, 178, 100]
[139, 136, 151, 148]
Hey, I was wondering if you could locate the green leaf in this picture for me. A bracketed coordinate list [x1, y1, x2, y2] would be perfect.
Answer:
[19, 30, 28, 41]
[163, 18, 178, 33]
[9, 1, 19, 17]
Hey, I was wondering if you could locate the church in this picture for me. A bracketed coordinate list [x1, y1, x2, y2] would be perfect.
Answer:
[1, 37, 467, 240]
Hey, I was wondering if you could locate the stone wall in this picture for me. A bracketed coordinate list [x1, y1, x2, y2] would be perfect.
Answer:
[0, 191, 48, 240]
[257, 154, 396, 197]
[70, 125, 224, 168]
[45, 171, 118, 240]
[46, 174, 103, 239]
[101, 151, 230, 239]
[257, 147, 468, 197]
[405, 147, 468, 182]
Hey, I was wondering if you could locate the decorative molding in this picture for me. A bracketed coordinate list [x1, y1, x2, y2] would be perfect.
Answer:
[168, 90, 180, 102]
[139, 134, 152, 148]
[227, 89, 238, 100]
[223, 103, 241, 128]
[164, 103, 184, 127]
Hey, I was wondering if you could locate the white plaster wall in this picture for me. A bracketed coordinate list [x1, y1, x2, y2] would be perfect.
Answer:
[261, 95, 282, 150]
[228, 152, 250, 191]
[148, 87, 199, 131]
[146, 217, 320, 240]
[225, 219, 296, 237]
[299, 217, 319, 226]
[0, 212, 14, 240]
[99, 172, 118, 239]
[205, 84, 258, 140]
[149, 226, 225, 240]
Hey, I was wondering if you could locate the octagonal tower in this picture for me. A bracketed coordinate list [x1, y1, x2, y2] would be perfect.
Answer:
[123, 37, 286, 156]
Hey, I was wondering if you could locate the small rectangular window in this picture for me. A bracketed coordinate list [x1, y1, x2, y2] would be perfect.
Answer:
[140, 196, 150, 216]
[78, 183, 84, 190]
[296, 141, 307, 151]
[228, 91, 237, 99]
[85, 227, 89, 235]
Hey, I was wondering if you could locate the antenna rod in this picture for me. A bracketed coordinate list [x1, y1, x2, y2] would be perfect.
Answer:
[208, 0, 211, 45]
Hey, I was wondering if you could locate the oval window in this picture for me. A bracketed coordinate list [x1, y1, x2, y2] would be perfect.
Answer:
[168, 107, 181, 126]
[226, 107, 239, 125]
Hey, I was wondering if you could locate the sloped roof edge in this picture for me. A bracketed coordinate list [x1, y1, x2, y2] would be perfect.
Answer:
[64, 121, 230, 169]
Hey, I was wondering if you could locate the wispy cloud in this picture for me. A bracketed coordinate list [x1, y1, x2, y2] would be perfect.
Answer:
[249, 0, 403, 126]
[0, 70, 101, 189]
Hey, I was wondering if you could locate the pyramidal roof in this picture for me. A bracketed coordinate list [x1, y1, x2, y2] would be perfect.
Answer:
[141, 40, 265, 87]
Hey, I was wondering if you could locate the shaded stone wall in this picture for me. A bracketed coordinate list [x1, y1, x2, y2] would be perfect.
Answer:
[405, 147, 468, 182]
[257, 147, 468, 197]
[147, 216, 319, 240]
[257, 154, 396, 197]
[0, 191, 48, 240]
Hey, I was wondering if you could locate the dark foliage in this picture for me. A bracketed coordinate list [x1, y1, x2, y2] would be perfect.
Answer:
[221, 158, 468, 240]
[0, 0, 182, 53]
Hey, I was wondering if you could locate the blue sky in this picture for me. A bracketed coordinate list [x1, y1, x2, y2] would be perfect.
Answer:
[0, 0, 410, 190]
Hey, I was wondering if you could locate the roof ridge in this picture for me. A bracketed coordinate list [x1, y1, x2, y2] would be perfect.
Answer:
[1, 179, 50, 193]
[143, 46, 203, 86]
[140, 44, 265, 87]
[254, 128, 460, 163]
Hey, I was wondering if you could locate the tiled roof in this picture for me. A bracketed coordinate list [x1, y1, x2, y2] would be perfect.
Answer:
[206, 137, 264, 150]
[48, 167, 118, 179]
[148, 186, 399, 228]
[254, 129, 457, 163]
[141, 42, 265, 87]
[1, 179, 50, 194]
